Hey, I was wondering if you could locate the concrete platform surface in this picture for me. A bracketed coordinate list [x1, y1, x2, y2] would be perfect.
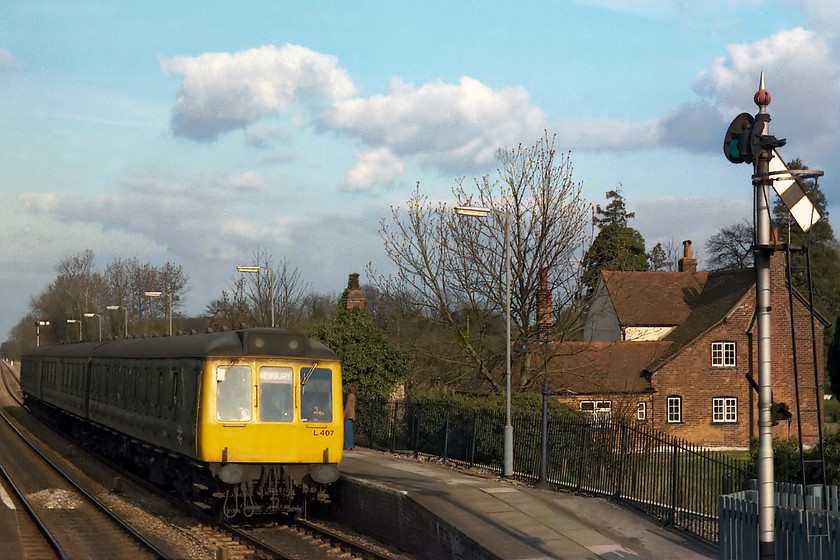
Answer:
[334, 448, 717, 560]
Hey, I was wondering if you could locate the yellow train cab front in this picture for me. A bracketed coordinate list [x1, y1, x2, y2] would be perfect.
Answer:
[196, 358, 344, 465]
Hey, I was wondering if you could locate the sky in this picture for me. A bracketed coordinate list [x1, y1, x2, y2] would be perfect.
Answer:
[1, 1, 839, 339]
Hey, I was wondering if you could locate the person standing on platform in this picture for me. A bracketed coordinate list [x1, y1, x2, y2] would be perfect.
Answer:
[343, 385, 357, 450]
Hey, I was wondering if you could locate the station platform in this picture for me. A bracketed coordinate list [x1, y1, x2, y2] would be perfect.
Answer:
[325, 448, 717, 560]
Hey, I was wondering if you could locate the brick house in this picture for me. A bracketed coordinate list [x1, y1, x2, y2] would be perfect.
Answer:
[530, 241, 827, 449]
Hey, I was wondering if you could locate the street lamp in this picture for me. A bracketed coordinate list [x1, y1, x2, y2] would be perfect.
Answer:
[35, 320, 50, 347]
[454, 205, 513, 477]
[106, 305, 128, 338]
[237, 265, 275, 328]
[83, 313, 102, 341]
[145, 291, 172, 336]
[66, 319, 82, 342]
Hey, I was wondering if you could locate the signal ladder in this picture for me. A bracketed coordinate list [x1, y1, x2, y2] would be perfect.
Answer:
[784, 242, 831, 546]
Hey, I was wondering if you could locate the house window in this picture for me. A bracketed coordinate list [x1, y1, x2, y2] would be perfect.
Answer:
[580, 400, 612, 424]
[712, 397, 738, 423]
[711, 341, 736, 367]
[636, 402, 647, 421]
[667, 396, 682, 423]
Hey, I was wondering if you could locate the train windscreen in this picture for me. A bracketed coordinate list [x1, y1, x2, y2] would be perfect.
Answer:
[259, 366, 294, 422]
[300, 368, 333, 422]
[216, 365, 252, 421]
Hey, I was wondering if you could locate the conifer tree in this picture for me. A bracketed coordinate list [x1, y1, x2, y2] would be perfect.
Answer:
[581, 188, 649, 291]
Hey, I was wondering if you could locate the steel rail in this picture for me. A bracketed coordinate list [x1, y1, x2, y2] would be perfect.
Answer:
[0, 362, 172, 559]
[0, 460, 69, 559]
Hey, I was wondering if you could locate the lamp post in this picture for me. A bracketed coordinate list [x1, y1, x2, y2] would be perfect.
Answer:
[35, 320, 50, 347]
[83, 313, 102, 341]
[237, 265, 275, 327]
[106, 305, 128, 338]
[66, 319, 82, 342]
[144, 291, 172, 336]
[454, 205, 513, 477]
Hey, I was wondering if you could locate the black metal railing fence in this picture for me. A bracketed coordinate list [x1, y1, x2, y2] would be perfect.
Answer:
[355, 398, 749, 544]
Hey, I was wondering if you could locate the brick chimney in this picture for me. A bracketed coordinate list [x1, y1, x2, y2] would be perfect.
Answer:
[678, 240, 697, 273]
[344, 273, 368, 311]
[538, 267, 553, 337]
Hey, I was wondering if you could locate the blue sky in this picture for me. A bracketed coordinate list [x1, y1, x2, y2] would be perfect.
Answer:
[1, 1, 838, 338]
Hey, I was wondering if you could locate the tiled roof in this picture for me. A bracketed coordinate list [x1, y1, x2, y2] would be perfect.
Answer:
[602, 270, 708, 326]
[645, 268, 756, 372]
[529, 340, 671, 395]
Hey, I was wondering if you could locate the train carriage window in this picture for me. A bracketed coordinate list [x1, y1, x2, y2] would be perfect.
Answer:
[259, 367, 293, 422]
[138, 368, 147, 404]
[157, 370, 166, 408]
[216, 365, 252, 421]
[300, 368, 333, 422]
[171, 368, 180, 408]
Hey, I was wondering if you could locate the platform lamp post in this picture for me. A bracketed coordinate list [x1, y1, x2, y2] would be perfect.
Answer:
[237, 265, 275, 328]
[35, 320, 50, 347]
[454, 205, 513, 477]
[145, 291, 172, 336]
[83, 313, 102, 341]
[106, 305, 128, 338]
[66, 319, 82, 342]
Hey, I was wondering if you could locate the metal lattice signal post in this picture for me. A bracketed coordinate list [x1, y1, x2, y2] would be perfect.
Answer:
[724, 73, 823, 560]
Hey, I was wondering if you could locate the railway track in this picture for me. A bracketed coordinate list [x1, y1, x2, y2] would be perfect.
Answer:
[0, 366, 169, 558]
[0, 359, 410, 559]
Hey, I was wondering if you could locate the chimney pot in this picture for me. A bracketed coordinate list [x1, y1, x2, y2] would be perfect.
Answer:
[683, 240, 692, 258]
[679, 240, 697, 273]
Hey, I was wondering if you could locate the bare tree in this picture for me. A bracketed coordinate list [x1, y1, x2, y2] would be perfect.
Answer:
[213, 249, 311, 329]
[705, 220, 753, 271]
[369, 133, 591, 392]
[30, 249, 108, 341]
[205, 277, 250, 330]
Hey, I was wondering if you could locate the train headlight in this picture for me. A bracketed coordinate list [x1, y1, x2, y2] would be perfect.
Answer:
[218, 463, 244, 484]
[310, 464, 340, 484]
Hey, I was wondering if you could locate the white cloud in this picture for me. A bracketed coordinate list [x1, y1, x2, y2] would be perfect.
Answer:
[19, 192, 63, 212]
[663, 27, 840, 165]
[0, 48, 16, 69]
[228, 170, 265, 191]
[161, 44, 357, 141]
[344, 147, 405, 191]
[552, 117, 662, 152]
[327, 76, 546, 175]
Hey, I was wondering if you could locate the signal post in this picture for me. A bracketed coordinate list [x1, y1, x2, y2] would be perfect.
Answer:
[724, 73, 822, 560]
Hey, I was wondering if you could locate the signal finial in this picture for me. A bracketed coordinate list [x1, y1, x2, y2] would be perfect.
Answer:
[754, 71, 771, 112]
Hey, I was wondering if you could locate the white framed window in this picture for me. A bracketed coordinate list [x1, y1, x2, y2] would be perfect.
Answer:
[667, 396, 682, 423]
[712, 397, 738, 423]
[711, 341, 736, 367]
[636, 402, 647, 421]
[580, 400, 612, 424]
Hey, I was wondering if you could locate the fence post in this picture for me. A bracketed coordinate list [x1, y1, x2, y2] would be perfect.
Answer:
[443, 404, 450, 464]
[668, 436, 678, 527]
[390, 401, 399, 452]
[412, 405, 419, 458]
[469, 409, 478, 468]
[615, 421, 627, 500]
[576, 422, 589, 493]
[368, 400, 375, 448]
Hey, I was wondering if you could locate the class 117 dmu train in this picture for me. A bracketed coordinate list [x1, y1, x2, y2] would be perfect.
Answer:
[20, 328, 344, 518]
